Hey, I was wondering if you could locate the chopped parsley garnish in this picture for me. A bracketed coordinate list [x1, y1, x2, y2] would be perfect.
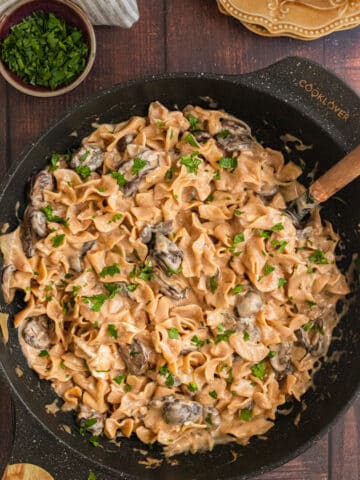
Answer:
[278, 277, 287, 288]
[271, 223, 284, 231]
[99, 263, 120, 278]
[108, 213, 122, 223]
[233, 233, 245, 244]
[41, 204, 68, 226]
[103, 283, 124, 298]
[82, 294, 108, 312]
[205, 193, 214, 203]
[191, 335, 205, 348]
[159, 365, 175, 387]
[38, 350, 49, 357]
[111, 171, 127, 187]
[138, 263, 154, 281]
[230, 284, 244, 295]
[131, 157, 147, 175]
[93, 321, 99, 329]
[159, 364, 170, 376]
[50, 233, 65, 248]
[263, 263, 275, 276]
[188, 114, 201, 131]
[184, 133, 199, 147]
[89, 435, 100, 447]
[306, 300, 317, 308]
[72, 285, 81, 297]
[180, 152, 201, 174]
[167, 266, 182, 276]
[218, 157, 238, 170]
[251, 361, 266, 379]
[234, 209, 244, 216]
[209, 390, 218, 399]
[239, 409, 252, 421]
[113, 373, 126, 385]
[79, 418, 97, 436]
[271, 240, 288, 254]
[0, 11, 89, 90]
[268, 350, 276, 359]
[88, 471, 97, 480]
[50, 152, 69, 170]
[79, 150, 90, 162]
[303, 321, 324, 334]
[309, 249, 328, 264]
[165, 373, 174, 387]
[209, 275, 218, 293]
[124, 384, 132, 392]
[217, 129, 231, 138]
[107, 324, 118, 339]
[243, 331, 250, 341]
[165, 166, 175, 180]
[156, 121, 165, 128]
[213, 170, 221, 180]
[168, 327, 179, 339]
[215, 329, 235, 344]
[64, 273, 73, 279]
[188, 382, 198, 392]
[75, 165, 91, 180]
[127, 283, 138, 292]
[307, 267, 314, 274]
[258, 230, 271, 239]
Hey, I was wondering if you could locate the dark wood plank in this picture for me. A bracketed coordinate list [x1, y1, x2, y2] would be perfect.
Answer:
[330, 398, 360, 480]
[0, 377, 15, 477]
[7, 0, 165, 161]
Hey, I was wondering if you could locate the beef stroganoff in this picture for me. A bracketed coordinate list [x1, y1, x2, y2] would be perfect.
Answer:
[0, 102, 349, 456]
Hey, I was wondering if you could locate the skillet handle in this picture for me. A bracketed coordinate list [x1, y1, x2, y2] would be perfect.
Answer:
[234, 56, 360, 152]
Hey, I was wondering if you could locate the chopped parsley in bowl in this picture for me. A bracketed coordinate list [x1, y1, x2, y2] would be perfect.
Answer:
[0, 0, 96, 97]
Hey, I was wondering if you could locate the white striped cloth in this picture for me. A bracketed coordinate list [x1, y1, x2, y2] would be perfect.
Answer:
[0, 0, 139, 27]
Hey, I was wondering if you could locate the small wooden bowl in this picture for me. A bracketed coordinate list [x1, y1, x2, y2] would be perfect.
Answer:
[0, 0, 96, 97]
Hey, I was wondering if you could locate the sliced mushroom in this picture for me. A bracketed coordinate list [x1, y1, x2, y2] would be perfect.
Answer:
[118, 337, 149, 375]
[235, 316, 261, 343]
[21, 206, 47, 258]
[259, 184, 279, 202]
[70, 145, 104, 171]
[118, 150, 161, 196]
[193, 132, 211, 143]
[236, 291, 263, 318]
[22, 315, 54, 349]
[140, 221, 173, 244]
[153, 232, 183, 274]
[117, 134, 135, 152]
[203, 406, 221, 429]
[29, 170, 55, 209]
[77, 403, 105, 436]
[1, 264, 16, 303]
[154, 267, 187, 300]
[269, 342, 293, 380]
[161, 396, 202, 425]
[217, 119, 254, 153]
[69, 240, 96, 272]
[295, 317, 330, 357]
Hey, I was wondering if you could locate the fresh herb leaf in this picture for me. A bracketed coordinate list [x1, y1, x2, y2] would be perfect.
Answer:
[271, 223, 284, 231]
[38, 350, 49, 357]
[191, 335, 205, 348]
[127, 283, 138, 292]
[159, 364, 170, 376]
[217, 129, 231, 138]
[168, 327, 179, 340]
[72, 285, 81, 297]
[268, 350, 276, 359]
[263, 263, 275, 276]
[88, 471, 97, 480]
[243, 331, 250, 341]
[239, 409, 252, 421]
[41, 204, 68, 226]
[188, 114, 201, 131]
[107, 324, 118, 339]
[89, 435, 100, 447]
[184, 133, 199, 147]
[131, 157, 147, 175]
[306, 300, 317, 308]
[251, 361, 266, 379]
[209, 390, 218, 399]
[99, 263, 120, 278]
[271, 240, 288, 254]
[79, 150, 90, 163]
[108, 213, 122, 223]
[180, 152, 201, 174]
[167, 266, 182, 276]
[111, 171, 127, 187]
[103, 283, 124, 298]
[230, 284, 243, 295]
[114, 373, 126, 385]
[138, 263, 154, 281]
[307, 267, 314, 274]
[309, 249, 328, 264]
[234, 209, 244, 216]
[278, 277, 287, 288]
[233, 233, 245, 244]
[79, 418, 97, 436]
[188, 381, 198, 392]
[82, 294, 108, 312]
[75, 165, 91, 180]
[209, 275, 218, 293]
[213, 170, 221, 180]
[215, 329, 236, 344]
[258, 230, 271, 239]
[165, 373, 174, 387]
[218, 157, 237, 170]
[165, 166, 175, 180]
[50, 233, 65, 248]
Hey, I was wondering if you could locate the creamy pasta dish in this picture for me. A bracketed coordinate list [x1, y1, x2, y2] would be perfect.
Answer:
[0, 102, 349, 456]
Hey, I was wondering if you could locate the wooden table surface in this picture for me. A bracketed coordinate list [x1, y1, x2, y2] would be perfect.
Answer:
[0, 0, 359, 479]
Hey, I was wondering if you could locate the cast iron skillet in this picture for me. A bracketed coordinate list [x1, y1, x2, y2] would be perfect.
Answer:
[0, 57, 359, 480]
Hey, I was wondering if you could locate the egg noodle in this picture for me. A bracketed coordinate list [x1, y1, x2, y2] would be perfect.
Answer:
[0, 102, 349, 456]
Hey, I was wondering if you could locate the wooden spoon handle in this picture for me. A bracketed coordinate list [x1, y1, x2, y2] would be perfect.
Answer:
[309, 144, 360, 203]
